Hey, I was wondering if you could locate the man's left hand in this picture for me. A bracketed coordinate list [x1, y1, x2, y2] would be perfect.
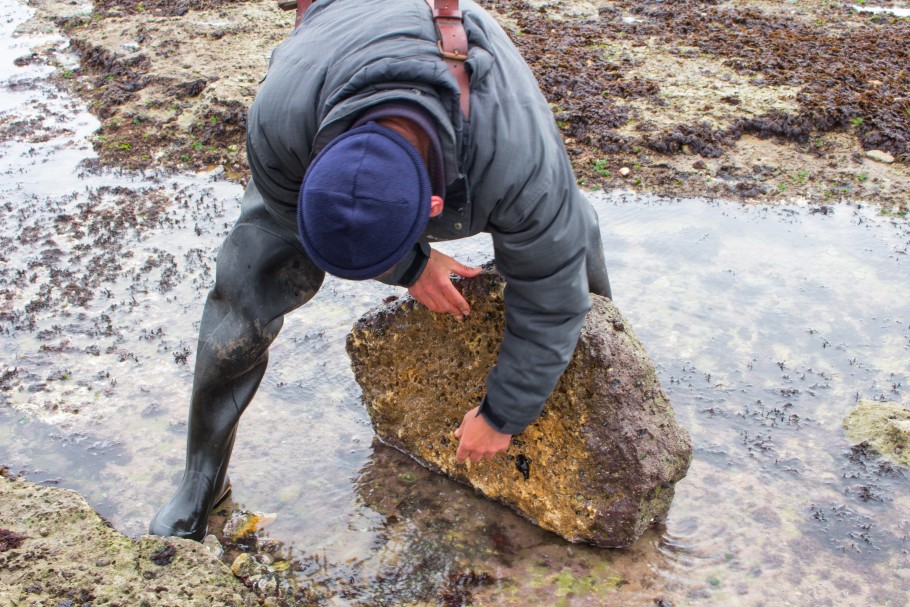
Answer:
[454, 406, 512, 463]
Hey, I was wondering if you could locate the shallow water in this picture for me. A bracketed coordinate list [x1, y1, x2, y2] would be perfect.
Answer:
[2, 1, 909, 605]
[853, 5, 910, 18]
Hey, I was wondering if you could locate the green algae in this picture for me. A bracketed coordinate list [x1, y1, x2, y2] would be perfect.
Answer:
[398, 470, 418, 484]
[523, 560, 627, 606]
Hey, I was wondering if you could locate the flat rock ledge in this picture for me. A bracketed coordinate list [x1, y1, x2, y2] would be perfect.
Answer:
[0, 475, 256, 607]
[844, 400, 910, 469]
[347, 268, 692, 548]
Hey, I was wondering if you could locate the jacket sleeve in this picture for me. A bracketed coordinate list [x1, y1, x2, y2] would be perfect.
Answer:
[484, 182, 595, 435]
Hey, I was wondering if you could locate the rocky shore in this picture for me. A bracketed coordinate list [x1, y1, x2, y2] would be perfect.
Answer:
[0, 474, 258, 607]
[13, 0, 910, 212]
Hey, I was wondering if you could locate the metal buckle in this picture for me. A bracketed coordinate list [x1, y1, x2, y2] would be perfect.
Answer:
[437, 40, 467, 62]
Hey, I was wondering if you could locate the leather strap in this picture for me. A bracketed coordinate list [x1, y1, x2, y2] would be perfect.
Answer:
[295, 0, 313, 27]
[278, 0, 470, 118]
[427, 0, 471, 118]
[276, 0, 312, 27]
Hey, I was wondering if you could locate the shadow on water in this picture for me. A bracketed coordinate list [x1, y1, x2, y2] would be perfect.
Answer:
[0, 406, 130, 518]
[2, 1, 909, 605]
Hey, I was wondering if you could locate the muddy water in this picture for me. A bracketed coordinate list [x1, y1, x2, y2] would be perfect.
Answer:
[2, 2, 910, 605]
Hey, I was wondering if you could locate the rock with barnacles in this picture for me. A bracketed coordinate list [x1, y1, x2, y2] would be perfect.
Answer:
[844, 400, 910, 469]
[347, 266, 692, 548]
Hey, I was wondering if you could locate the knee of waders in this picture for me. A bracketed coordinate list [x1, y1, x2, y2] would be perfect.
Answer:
[213, 223, 325, 320]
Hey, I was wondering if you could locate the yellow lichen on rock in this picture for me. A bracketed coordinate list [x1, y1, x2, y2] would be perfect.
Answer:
[223, 511, 278, 543]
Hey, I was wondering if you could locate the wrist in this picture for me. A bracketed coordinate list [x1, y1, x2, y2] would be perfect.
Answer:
[477, 396, 508, 433]
[397, 241, 431, 287]
[373, 241, 430, 287]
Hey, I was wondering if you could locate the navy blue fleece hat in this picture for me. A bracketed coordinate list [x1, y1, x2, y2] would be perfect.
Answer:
[297, 122, 431, 280]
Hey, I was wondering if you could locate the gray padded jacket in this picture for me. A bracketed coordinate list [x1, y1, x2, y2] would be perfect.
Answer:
[246, 0, 599, 435]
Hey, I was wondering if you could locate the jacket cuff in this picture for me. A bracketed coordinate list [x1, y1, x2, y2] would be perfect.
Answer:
[477, 396, 524, 435]
[374, 241, 430, 287]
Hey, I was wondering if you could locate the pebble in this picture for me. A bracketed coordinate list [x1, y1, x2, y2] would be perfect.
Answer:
[230, 553, 263, 579]
[619, 167, 631, 177]
[255, 574, 279, 595]
[202, 534, 224, 559]
[223, 510, 277, 542]
[256, 538, 283, 553]
[865, 149, 895, 164]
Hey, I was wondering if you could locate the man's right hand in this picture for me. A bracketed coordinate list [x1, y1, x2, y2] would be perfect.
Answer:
[408, 249, 481, 320]
[454, 406, 512, 463]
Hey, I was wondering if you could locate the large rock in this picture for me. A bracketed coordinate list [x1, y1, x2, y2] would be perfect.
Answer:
[0, 475, 256, 607]
[347, 269, 691, 548]
[844, 400, 910, 468]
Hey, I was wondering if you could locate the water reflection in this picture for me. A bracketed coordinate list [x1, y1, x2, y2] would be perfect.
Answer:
[2, 1, 910, 605]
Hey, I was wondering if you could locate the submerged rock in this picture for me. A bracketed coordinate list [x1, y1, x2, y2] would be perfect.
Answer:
[0, 475, 255, 606]
[223, 510, 278, 542]
[347, 268, 692, 548]
[865, 149, 895, 164]
[844, 400, 910, 468]
[231, 552, 265, 579]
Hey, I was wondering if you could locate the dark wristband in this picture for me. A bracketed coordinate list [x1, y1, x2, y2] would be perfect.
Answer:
[396, 241, 431, 287]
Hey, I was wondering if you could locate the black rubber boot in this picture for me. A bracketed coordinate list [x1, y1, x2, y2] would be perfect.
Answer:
[149, 182, 324, 541]
[583, 200, 613, 299]
[149, 428, 237, 540]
